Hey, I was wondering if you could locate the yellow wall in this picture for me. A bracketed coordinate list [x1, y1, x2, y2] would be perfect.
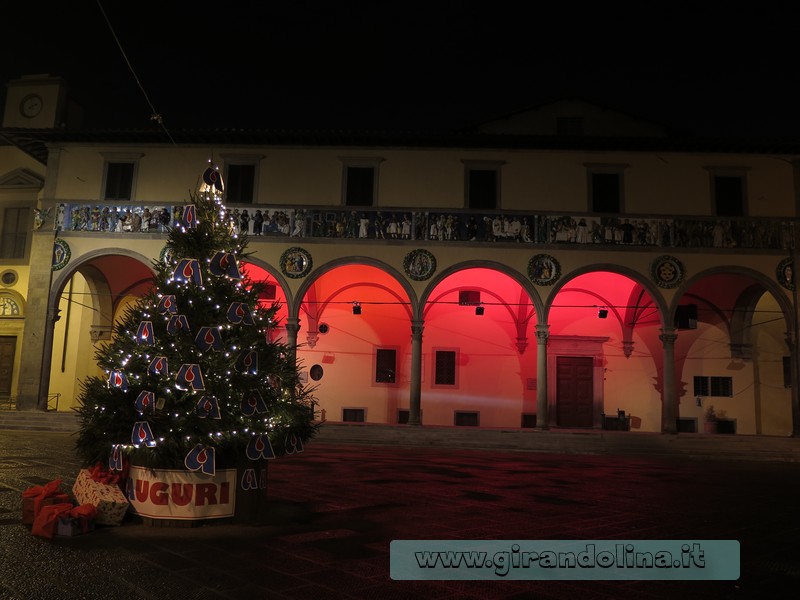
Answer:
[49, 273, 97, 409]
[48, 145, 796, 218]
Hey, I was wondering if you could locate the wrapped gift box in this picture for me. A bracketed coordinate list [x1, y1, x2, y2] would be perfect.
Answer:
[21, 479, 71, 526]
[56, 515, 95, 536]
[72, 469, 129, 525]
[56, 504, 97, 536]
[31, 502, 74, 539]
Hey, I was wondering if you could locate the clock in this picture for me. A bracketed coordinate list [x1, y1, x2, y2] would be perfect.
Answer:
[20, 93, 43, 118]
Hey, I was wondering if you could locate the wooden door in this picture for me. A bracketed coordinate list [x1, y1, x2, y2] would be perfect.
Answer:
[0, 336, 16, 397]
[556, 356, 594, 427]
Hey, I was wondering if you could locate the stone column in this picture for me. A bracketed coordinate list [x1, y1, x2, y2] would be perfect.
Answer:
[786, 332, 800, 437]
[790, 221, 800, 437]
[408, 320, 424, 426]
[16, 231, 59, 411]
[660, 330, 678, 434]
[284, 318, 300, 363]
[535, 324, 549, 430]
[17, 149, 62, 411]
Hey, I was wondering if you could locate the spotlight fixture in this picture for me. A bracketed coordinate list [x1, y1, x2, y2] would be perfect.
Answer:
[475, 305, 485, 316]
[597, 308, 608, 319]
[352, 302, 362, 315]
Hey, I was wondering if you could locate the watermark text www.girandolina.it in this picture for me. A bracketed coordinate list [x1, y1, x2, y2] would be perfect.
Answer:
[391, 539, 739, 580]
[415, 543, 705, 577]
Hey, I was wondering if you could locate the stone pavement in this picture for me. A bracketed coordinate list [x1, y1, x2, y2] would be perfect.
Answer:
[1, 428, 799, 599]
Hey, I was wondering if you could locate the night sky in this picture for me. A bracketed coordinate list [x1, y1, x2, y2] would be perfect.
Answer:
[3, 2, 799, 136]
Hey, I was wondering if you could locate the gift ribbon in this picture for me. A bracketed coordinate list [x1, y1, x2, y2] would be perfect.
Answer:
[88, 463, 120, 485]
[22, 478, 62, 499]
[22, 479, 66, 514]
[69, 504, 98, 520]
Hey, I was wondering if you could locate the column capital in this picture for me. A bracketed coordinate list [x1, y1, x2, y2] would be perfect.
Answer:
[535, 325, 549, 343]
[411, 320, 424, 337]
[659, 329, 678, 345]
[284, 318, 300, 335]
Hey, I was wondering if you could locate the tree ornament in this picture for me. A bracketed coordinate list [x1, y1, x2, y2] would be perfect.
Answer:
[173, 259, 203, 285]
[131, 422, 157, 447]
[195, 327, 223, 351]
[166, 314, 191, 334]
[136, 322, 155, 345]
[148, 356, 169, 376]
[156, 295, 178, 314]
[176, 364, 205, 391]
[226, 302, 255, 325]
[184, 444, 216, 476]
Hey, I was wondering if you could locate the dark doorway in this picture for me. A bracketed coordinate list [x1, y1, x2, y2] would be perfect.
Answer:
[556, 356, 594, 427]
[0, 336, 16, 397]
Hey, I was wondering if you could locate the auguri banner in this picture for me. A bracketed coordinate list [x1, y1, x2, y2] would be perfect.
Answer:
[126, 466, 238, 520]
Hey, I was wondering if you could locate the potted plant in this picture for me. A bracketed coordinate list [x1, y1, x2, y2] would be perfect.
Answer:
[703, 405, 717, 434]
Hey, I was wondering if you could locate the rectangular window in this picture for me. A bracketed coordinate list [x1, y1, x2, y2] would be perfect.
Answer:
[258, 284, 276, 301]
[713, 175, 744, 216]
[342, 408, 366, 422]
[710, 376, 733, 397]
[458, 290, 481, 306]
[693, 376, 733, 397]
[557, 117, 584, 136]
[454, 411, 479, 426]
[467, 169, 497, 210]
[345, 167, 375, 206]
[716, 419, 736, 434]
[693, 376, 709, 397]
[226, 164, 255, 204]
[462, 160, 504, 210]
[375, 349, 397, 383]
[434, 350, 457, 385]
[0, 208, 30, 259]
[590, 172, 621, 213]
[674, 304, 698, 329]
[784, 356, 792, 388]
[103, 162, 134, 201]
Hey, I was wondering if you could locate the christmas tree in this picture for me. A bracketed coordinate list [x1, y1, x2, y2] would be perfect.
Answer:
[74, 166, 317, 482]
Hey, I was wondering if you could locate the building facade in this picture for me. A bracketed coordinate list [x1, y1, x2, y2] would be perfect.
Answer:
[2, 77, 799, 436]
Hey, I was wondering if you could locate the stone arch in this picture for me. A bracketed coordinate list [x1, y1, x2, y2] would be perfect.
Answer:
[238, 256, 294, 333]
[293, 256, 419, 321]
[671, 264, 793, 333]
[45, 249, 156, 409]
[667, 264, 795, 435]
[546, 262, 670, 327]
[292, 257, 417, 425]
[541, 264, 671, 431]
[420, 259, 543, 322]
[51, 248, 156, 341]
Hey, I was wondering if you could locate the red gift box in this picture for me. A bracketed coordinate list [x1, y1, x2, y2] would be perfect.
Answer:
[21, 479, 71, 525]
[56, 504, 97, 537]
[31, 502, 73, 539]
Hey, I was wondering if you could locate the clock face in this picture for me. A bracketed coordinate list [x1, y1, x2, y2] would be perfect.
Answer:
[20, 94, 43, 118]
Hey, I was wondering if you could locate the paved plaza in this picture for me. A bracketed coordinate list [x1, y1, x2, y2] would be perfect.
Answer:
[1, 428, 799, 599]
